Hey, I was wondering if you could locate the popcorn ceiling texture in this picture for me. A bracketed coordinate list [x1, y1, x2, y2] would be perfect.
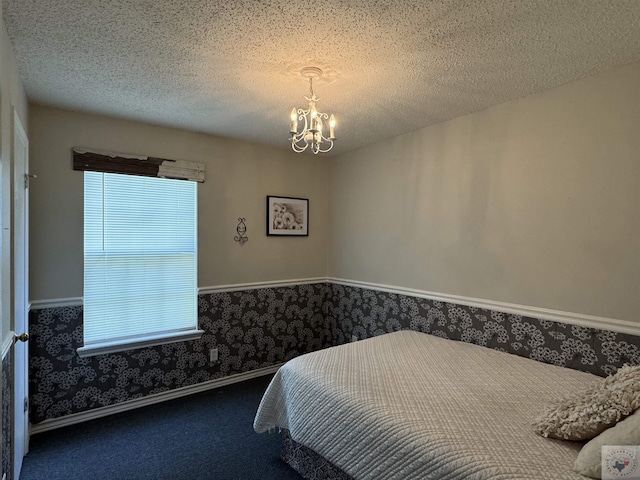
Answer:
[4, 0, 640, 155]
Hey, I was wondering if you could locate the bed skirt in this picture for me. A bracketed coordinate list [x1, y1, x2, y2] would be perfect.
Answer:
[281, 430, 354, 480]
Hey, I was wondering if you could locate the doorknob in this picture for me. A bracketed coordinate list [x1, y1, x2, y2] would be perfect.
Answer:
[14, 333, 29, 343]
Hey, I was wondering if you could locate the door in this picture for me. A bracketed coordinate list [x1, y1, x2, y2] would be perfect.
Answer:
[12, 108, 29, 480]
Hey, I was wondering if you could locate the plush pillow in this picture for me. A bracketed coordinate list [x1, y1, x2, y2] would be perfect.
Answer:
[533, 365, 640, 441]
[573, 408, 640, 478]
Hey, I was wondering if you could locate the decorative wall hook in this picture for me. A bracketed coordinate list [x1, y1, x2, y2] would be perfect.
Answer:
[234, 218, 248, 246]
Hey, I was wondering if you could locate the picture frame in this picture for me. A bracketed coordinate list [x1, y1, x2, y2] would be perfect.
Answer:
[267, 196, 309, 236]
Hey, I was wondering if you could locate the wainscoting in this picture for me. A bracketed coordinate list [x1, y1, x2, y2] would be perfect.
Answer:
[326, 283, 640, 376]
[29, 283, 332, 425]
[29, 281, 640, 428]
[2, 347, 12, 480]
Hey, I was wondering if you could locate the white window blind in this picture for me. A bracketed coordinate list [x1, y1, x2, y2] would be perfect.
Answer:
[82, 171, 199, 354]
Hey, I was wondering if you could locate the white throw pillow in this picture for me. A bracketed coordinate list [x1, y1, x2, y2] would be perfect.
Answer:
[574, 409, 640, 478]
[533, 365, 640, 441]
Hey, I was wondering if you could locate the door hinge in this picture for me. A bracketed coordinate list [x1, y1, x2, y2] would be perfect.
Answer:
[24, 397, 28, 413]
[24, 173, 37, 189]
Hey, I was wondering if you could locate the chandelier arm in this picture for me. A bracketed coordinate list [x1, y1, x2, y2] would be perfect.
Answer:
[298, 108, 309, 131]
[290, 106, 311, 152]
[315, 139, 334, 153]
[291, 130, 309, 150]
[292, 141, 309, 152]
[290, 107, 309, 136]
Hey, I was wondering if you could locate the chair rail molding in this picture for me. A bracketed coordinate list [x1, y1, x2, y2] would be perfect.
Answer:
[327, 277, 640, 337]
[27, 277, 640, 336]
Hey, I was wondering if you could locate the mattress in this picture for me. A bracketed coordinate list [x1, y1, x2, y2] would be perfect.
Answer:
[254, 330, 600, 480]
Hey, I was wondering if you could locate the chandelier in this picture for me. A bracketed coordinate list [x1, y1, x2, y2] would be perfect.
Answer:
[289, 67, 336, 154]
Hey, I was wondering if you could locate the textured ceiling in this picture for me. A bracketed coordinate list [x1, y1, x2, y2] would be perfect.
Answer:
[4, 0, 640, 156]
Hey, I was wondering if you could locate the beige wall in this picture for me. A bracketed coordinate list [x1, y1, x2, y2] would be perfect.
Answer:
[26, 61, 640, 322]
[1, 13, 29, 342]
[29, 106, 330, 301]
[329, 61, 640, 323]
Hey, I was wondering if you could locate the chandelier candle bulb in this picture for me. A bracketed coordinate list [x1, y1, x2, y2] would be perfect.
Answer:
[329, 114, 336, 139]
[290, 108, 298, 134]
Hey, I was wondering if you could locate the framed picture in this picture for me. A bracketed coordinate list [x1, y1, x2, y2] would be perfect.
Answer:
[267, 196, 309, 236]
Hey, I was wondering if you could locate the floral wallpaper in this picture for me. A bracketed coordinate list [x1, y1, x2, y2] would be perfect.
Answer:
[29, 284, 332, 424]
[29, 282, 640, 425]
[2, 351, 12, 480]
[326, 284, 640, 377]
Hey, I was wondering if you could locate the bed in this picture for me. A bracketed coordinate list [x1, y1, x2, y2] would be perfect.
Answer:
[253, 330, 603, 479]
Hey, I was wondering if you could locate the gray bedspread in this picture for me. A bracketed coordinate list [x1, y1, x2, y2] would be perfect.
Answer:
[254, 330, 599, 479]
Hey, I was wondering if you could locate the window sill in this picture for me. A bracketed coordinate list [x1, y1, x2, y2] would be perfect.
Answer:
[76, 329, 204, 357]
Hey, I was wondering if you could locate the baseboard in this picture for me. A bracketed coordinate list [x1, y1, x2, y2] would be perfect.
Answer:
[30, 364, 282, 435]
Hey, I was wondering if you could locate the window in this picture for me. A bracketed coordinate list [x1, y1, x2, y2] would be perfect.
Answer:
[78, 171, 201, 357]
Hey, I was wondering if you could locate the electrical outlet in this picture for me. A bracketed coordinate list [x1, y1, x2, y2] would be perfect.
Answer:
[209, 348, 219, 362]
[351, 335, 358, 342]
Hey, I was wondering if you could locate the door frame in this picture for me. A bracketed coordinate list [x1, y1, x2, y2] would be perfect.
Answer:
[12, 108, 29, 480]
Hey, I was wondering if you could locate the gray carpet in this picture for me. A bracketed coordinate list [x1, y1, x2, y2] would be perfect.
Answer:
[20, 374, 302, 480]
